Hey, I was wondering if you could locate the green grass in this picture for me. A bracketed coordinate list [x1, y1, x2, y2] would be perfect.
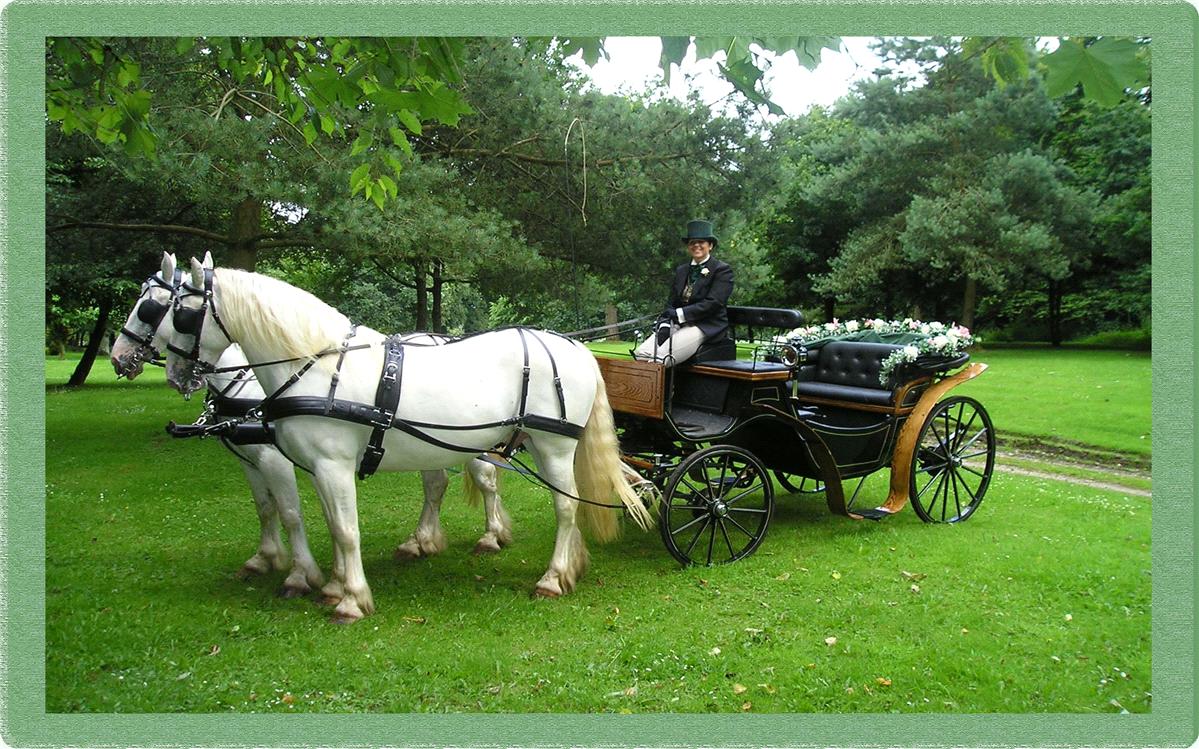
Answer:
[44, 349, 1151, 713]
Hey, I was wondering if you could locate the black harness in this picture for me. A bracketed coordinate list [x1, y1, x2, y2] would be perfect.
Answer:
[118, 267, 185, 365]
[169, 290, 584, 480]
[258, 327, 583, 479]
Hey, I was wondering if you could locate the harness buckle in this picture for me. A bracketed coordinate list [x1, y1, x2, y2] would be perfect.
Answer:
[371, 408, 395, 429]
[381, 363, 399, 383]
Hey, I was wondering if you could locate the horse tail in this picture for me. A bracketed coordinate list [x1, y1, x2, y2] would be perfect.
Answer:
[574, 356, 656, 542]
[463, 462, 481, 507]
[462, 457, 504, 507]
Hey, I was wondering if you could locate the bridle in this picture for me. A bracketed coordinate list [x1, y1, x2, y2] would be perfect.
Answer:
[168, 266, 235, 371]
[116, 267, 185, 375]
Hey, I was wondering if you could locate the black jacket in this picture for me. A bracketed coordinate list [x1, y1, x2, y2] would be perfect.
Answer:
[658, 258, 734, 341]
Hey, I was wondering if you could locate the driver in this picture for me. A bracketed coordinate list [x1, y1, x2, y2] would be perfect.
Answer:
[634, 219, 734, 365]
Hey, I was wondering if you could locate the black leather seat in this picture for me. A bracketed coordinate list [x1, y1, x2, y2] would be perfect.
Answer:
[796, 341, 904, 405]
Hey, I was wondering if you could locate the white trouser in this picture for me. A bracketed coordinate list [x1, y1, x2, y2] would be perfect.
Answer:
[633, 323, 706, 366]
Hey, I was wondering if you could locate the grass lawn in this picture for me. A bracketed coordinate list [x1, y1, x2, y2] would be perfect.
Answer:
[43, 350, 1151, 712]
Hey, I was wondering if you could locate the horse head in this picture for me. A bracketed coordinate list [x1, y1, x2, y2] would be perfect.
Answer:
[165, 251, 231, 396]
[111, 252, 182, 379]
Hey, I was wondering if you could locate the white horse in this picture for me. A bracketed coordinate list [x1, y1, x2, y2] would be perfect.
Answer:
[164, 254, 652, 622]
[111, 254, 512, 599]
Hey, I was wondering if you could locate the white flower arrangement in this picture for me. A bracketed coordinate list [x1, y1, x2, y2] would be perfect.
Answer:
[783, 318, 977, 386]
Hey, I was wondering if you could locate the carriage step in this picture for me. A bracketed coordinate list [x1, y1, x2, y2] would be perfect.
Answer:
[851, 507, 893, 521]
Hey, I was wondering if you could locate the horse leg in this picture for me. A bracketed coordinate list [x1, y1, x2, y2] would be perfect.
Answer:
[310, 460, 374, 623]
[394, 470, 450, 560]
[470, 460, 512, 555]
[252, 447, 325, 598]
[309, 471, 346, 606]
[527, 443, 589, 598]
[236, 464, 287, 578]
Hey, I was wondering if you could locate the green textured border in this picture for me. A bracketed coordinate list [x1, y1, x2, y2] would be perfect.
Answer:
[2, 2, 1194, 746]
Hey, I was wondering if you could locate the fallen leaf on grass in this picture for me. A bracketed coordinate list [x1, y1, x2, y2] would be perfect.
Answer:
[175, 671, 191, 681]
[876, 677, 892, 687]
[910, 584, 921, 594]
[758, 683, 777, 694]
[709, 646, 721, 656]
[402, 616, 427, 624]
[624, 686, 638, 696]
[824, 636, 837, 646]
[775, 572, 791, 581]
[207, 644, 221, 656]
[281, 693, 295, 705]
[741, 701, 752, 711]
[900, 571, 926, 581]
[732, 683, 748, 695]
[830, 571, 842, 580]
[1064, 613, 1073, 622]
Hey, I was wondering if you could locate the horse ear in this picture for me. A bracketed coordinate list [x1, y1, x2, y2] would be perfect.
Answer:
[161, 252, 176, 280]
[202, 250, 215, 269]
[190, 256, 205, 285]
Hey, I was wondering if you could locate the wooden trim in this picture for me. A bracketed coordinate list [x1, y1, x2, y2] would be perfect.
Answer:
[880, 363, 989, 515]
[686, 363, 791, 382]
[596, 357, 665, 419]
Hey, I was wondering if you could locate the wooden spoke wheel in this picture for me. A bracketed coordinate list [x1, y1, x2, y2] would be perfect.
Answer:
[909, 396, 995, 523]
[774, 471, 825, 495]
[660, 445, 774, 566]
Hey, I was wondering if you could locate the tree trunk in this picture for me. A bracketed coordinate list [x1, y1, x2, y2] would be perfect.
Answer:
[823, 297, 836, 323]
[227, 197, 262, 271]
[1048, 278, 1063, 347]
[66, 299, 111, 387]
[413, 260, 428, 331]
[960, 277, 977, 331]
[431, 259, 444, 333]
[604, 303, 620, 341]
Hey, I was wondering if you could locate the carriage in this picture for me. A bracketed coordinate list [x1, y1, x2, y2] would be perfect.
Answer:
[595, 307, 996, 566]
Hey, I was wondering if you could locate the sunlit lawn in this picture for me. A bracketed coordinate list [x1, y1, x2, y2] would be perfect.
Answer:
[43, 349, 1150, 712]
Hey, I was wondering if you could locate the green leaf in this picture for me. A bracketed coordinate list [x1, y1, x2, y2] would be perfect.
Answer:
[1042, 37, 1147, 107]
[370, 180, 387, 210]
[319, 114, 335, 136]
[302, 120, 318, 146]
[350, 130, 373, 156]
[378, 173, 398, 199]
[658, 37, 690, 86]
[558, 37, 607, 67]
[718, 56, 784, 115]
[122, 125, 156, 156]
[397, 108, 422, 135]
[694, 36, 735, 60]
[350, 162, 371, 196]
[175, 37, 196, 55]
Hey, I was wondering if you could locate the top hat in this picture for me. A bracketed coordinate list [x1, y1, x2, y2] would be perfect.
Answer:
[682, 219, 718, 247]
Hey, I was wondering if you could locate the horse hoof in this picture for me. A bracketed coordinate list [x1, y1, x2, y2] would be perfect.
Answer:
[473, 538, 502, 555]
[317, 594, 342, 607]
[236, 564, 265, 580]
[330, 612, 361, 625]
[394, 545, 421, 561]
[533, 584, 562, 599]
[278, 584, 308, 599]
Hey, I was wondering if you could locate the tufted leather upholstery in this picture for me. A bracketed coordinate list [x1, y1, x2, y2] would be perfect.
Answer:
[814, 341, 899, 389]
[796, 341, 905, 406]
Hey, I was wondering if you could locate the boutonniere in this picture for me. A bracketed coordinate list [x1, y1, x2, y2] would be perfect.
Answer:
[700, 267, 710, 276]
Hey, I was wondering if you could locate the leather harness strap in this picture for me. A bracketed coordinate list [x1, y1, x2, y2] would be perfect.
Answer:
[358, 334, 405, 480]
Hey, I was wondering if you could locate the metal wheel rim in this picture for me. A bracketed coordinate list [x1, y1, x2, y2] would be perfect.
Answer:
[660, 445, 774, 566]
[773, 471, 825, 495]
[909, 396, 995, 523]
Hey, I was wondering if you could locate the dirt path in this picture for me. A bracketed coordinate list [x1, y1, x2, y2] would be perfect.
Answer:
[995, 459, 1151, 498]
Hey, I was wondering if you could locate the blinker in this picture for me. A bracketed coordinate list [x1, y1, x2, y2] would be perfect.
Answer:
[137, 298, 169, 327]
[173, 305, 203, 335]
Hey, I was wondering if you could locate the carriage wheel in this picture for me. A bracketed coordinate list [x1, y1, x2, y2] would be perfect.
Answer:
[909, 396, 995, 523]
[773, 471, 825, 495]
[659, 445, 774, 566]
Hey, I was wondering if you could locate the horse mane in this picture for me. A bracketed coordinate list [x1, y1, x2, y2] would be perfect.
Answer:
[214, 268, 354, 361]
